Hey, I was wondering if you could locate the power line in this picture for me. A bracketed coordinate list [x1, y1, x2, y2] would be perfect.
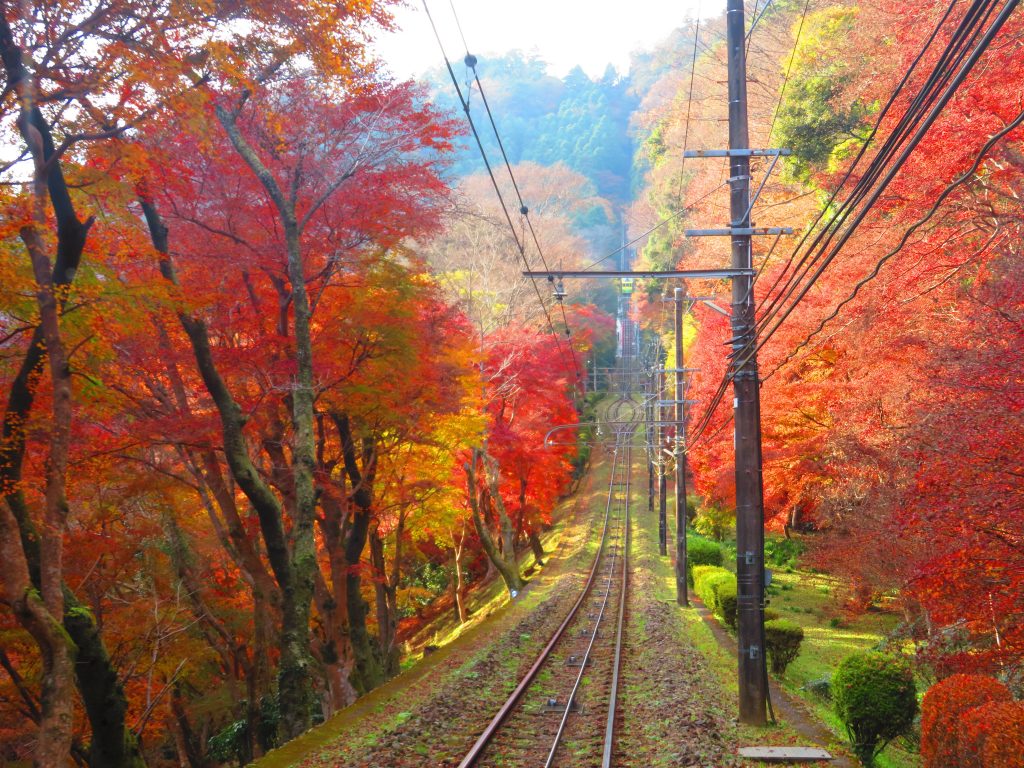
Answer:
[752, 0, 1018, 354]
[421, 0, 581, 387]
[753, 0, 967, 329]
[674, 0, 811, 447]
[763, 0, 810, 146]
[581, 182, 727, 272]
[763, 103, 1024, 381]
[674, 4, 702, 202]
[465, 56, 584, 383]
[684, 0, 1019, 449]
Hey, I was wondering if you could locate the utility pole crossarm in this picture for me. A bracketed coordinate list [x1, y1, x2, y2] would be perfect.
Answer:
[523, 269, 754, 280]
[685, 227, 793, 237]
[684, 148, 792, 157]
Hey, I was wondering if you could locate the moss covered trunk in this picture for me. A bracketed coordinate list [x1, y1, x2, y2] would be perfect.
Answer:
[466, 450, 525, 596]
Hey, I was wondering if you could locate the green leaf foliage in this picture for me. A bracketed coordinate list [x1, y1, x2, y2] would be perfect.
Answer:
[717, 579, 738, 631]
[687, 536, 724, 585]
[833, 652, 917, 767]
[764, 618, 804, 676]
[694, 566, 735, 618]
[692, 505, 735, 542]
[773, 7, 874, 183]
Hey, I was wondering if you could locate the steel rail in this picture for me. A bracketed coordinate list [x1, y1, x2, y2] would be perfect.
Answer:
[455, 422, 627, 768]
[544, 432, 631, 767]
[602, 438, 631, 768]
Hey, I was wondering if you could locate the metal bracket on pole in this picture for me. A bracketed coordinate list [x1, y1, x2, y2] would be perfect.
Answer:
[700, 301, 731, 317]
[663, 293, 732, 317]
[745, 151, 783, 214]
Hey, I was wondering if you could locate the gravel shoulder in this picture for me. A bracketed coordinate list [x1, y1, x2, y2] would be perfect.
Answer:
[255, 441, 850, 768]
[254, 452, 614, 768]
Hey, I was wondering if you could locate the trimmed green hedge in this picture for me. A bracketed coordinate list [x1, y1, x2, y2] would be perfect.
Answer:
[692, 565, 724, 591]
[833, 652, 917, 767]
[718, 579, 738, 630]
[694, 566, 736, 625]
[686, 537, 723, 585]
[764, 618, 803, 676]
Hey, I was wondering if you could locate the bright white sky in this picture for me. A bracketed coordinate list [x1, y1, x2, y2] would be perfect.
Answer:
[372, 1, 722, 80]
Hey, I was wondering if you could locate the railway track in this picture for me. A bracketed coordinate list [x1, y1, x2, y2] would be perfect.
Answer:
[457, 394, 639, 768]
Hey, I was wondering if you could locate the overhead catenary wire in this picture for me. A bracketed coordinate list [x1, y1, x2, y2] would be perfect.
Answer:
[675, 0, 811, 448]
[581, 182, 727, 272]
[464, 55, 584, 383]
[762, 103, 1024, 381]
[753, 0, 1003, 335]
[421, 0, 582, 387]
[684, 0, 1019, 449]
[675, 2, 703, 202]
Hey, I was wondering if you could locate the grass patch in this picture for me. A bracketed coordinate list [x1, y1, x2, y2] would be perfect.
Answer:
[251, 437, 616, 768]
[766, 568, 921, 768]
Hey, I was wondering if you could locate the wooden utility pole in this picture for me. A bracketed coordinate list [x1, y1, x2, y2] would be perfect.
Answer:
[727, 0, 768, 725]
[658, 366, 668, 556]
[647, 377, 656, 517]
[674, 287, 689, 606]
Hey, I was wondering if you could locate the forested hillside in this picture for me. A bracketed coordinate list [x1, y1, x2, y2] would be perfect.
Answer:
[632, 0, 1024, 682]
[1, 1, 1023, 766]
[0, 5, 611, 765]
[423, 53, 636, 202]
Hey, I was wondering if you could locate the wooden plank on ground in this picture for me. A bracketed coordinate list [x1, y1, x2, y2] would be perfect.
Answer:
[739, 746, 833, 763]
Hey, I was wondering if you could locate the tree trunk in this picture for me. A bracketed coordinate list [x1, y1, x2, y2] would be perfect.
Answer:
[57, 585, 146, 768]
[0, 20, 145, 766]
[170, 685, 208, 768]
[368, 526, 400, 677]
[314, 491, 358, 712]
[333, 414, 388, 694]
[515, 477, 528, 546]
[451, 532, 467, 625]
[215, 105, 320, 741]
[466, 450, 525, 595]
[528, 528, 546, 566]
[0, 521, 76, 768]
[16, 179, 77, 768]
[144, 191, 317, 739]
[487, 455, 521, 583]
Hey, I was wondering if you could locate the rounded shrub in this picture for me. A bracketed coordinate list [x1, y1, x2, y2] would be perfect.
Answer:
[687, 538, 723, 585]
[920, 673, 1012, 768]
[977, 701, 1024, 768]
[833, 651, 917, 767]
[764, 618, 804, 676]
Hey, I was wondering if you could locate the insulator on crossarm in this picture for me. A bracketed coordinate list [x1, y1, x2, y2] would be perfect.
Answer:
[553, 277, 566, 302]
